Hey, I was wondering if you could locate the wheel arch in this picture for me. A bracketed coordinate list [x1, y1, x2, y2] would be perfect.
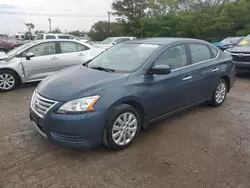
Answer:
[105, 96, 147, 129]
[221, 75, 230, 92]
[0, 68, 22, 84]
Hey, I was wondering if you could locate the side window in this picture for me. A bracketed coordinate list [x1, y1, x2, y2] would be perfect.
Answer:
[154, 44, 188, 70]
[58, 35, 70, 39]
[210, 46, 218, 58]
[189, 44, 212, 64]
[121, 38, 130, 42]
[45, 35, 56, 39]
[27, 42, 56, 57]
[77, 44, 89, 51]
[60, 42, 78, 53]
[114, 38, 123, 44]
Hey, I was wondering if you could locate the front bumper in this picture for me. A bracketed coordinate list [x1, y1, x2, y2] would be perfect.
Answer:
[233, 61, 250, 73]
[30, 108, 106, 148]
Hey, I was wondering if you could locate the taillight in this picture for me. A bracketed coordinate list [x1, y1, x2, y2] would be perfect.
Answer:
[8, 43, 17, 48]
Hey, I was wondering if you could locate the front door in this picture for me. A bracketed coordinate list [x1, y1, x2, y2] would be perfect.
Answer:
[22, 42, 60, 81]
[145, 44, 202, 120]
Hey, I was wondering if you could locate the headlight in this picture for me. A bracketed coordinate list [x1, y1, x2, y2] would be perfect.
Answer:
[57, 95, 100, 114]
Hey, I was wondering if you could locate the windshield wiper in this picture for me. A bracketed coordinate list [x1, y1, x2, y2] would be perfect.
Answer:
[89, 66, 115, 72]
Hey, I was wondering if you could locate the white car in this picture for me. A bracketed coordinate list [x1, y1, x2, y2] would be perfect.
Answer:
[36, 33, 80, 40]
[0, 39, 104, 91]
[96, 37, 136, 49]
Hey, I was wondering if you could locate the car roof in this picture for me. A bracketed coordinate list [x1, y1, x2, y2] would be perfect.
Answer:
[35, 39, 81, 43]
[126, 37, 209, 45]
[44, 33, 74, 36]
[33, 39, 92, 48]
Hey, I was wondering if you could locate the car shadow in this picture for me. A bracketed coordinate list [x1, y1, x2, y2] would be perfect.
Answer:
[236, 73, 250, 79]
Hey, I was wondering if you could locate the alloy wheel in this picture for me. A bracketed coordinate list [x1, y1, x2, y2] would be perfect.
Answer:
[112, 112, 138, 146]
[0, 74, 15, 90]
[215, 82, 226, 104]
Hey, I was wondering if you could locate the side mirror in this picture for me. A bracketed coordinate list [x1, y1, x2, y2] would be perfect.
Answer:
[112, 41, 118, 45]
[25, 52, 34, 60]
[148, 64, 171, 75]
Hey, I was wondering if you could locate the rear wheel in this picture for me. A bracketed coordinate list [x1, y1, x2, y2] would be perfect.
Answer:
[210, 79, 227, 107]
[0, 70, 20, 91]
[103, 104, 141, 150]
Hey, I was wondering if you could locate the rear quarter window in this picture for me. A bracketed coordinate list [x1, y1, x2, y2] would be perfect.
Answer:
[210, 46, 219, 58]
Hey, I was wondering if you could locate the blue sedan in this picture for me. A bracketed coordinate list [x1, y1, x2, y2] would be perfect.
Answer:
[30, 38, 235, 150]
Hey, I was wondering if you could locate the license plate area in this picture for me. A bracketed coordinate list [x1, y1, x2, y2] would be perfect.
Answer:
[30, 110, 45, 131]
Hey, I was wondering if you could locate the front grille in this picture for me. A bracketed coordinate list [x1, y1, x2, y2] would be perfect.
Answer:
[231, 53, 250, 62]
[31, 91, 57, 118]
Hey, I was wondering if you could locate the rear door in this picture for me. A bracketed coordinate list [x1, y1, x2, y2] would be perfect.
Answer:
[57, 41, 90, 68]
[22, 41, 60, 81]
[187, 43, 221, 102]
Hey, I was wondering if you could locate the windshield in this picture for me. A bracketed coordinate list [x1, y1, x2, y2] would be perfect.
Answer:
[7, 42, 35, 57]
[220, 37, 238, 45]
[101, 37, 115, 44]
[88, 43, 159, 72]
[237, 37, 250, 46]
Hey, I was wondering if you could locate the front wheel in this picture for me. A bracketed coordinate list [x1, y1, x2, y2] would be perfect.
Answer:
[103, 104, 141, 151]
[0, 70, 19, 91]
[210, 79, 227, 107]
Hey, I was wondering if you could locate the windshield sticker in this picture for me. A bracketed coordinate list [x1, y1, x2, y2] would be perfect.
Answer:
[139, 44, 158, 48]
[239, 40, 248, 45]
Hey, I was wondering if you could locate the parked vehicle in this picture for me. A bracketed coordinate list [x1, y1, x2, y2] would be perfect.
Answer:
[96, 37, 136, 49]
[224, 36, 250, 73]
[30, 38, 235, 150]
[0, 39, 104, 91]
[212, 37, 244, 50]
[36, 33, 79, 40]
[0, 41, 17, 52]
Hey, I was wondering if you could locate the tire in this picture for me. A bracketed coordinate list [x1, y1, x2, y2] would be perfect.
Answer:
[210, 79, 227, 107]
[0, 70, 20, 91]
[103, 104, 141, 151]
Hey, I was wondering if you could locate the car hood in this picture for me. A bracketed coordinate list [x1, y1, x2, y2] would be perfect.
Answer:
[37, 65, 129, 101]
[227, 46, 250, 53]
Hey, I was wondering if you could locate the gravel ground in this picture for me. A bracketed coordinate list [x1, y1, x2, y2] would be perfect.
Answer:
[0, 76, 250, 188]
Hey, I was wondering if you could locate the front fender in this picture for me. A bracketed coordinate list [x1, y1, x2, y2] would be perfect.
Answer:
[0, 59, 25, 82]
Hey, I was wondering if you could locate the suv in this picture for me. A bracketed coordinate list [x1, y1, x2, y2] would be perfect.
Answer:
[36, 33, 79, 40]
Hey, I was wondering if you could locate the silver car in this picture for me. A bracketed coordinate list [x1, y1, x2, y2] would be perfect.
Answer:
[0, 39, 104, 91]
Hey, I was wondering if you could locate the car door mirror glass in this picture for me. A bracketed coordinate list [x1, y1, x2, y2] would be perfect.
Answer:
[25, 52, 34, 60]
[149, 64, 171, 75]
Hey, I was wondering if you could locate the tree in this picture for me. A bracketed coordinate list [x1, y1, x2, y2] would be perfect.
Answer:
[35, 30, 45, 34]
[24, 23, 35, 40]
[68, 30, 81, 37]
[50, 27, 61, 33]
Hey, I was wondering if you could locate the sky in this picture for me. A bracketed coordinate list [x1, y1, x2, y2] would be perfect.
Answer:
[0, 0, 114, 34]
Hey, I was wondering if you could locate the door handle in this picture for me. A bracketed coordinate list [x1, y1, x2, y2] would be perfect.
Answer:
[182, 76, 192, 81]
[51, 56, 58, 60]
[212, 68, 219, 72]
[78, 53, 84, 56]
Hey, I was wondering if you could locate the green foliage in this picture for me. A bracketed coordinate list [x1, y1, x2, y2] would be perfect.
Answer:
[90, 0, 250, 41]
[50, 27, 61, 33]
